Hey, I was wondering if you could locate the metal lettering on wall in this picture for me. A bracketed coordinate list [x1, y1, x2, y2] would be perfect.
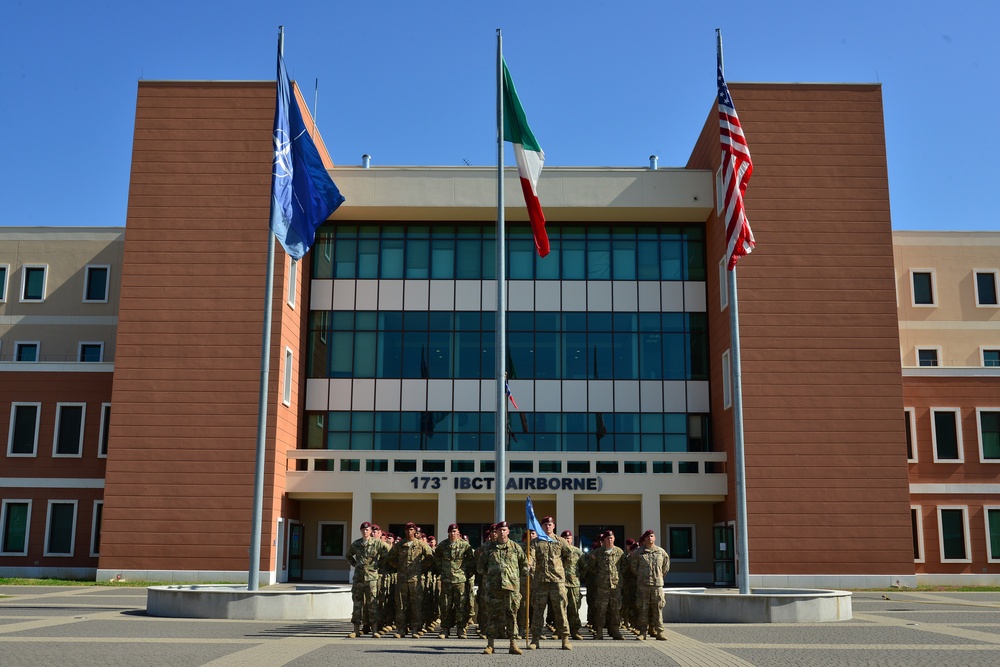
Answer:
[408, 476, 603, 492]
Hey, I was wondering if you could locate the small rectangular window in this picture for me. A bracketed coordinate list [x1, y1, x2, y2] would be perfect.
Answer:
[340, 459, 360, 472]
[15, 342, 39, 362]
[904, 409, 917, 462]
[668, 525, 695, 560]
[479, 460, 496, 473]
[21, 265, 47, 301]
[932, 409, 963, 462]
[911, 506, 924, 562]
[84, 265, 110, 302]
[624, 461, 647, 474]
[987, 507, 1000, 563]
[53, 403, 86, 457]
[978, 409, 1000, 462]
[653, 461, 673, 473]
[567, 461, 590, 473]
[596, 461, 619, 473]
[44, 501, 78, 556]
[8, 403, 41, 456]
[423, 460, 445, 473]
[984, 349, 1000, 368]
[917, 348, 939, 367]
[911, 270, 935, 306]
[510, 460, 533, 473]
[366, 459, 388, 472]
[1, 500, 31, 555]
[975, 270, 999, 306]
[538, 461, 562, 473]
[287, 258, 298, 308]
[451, 460, 474, 473]
[99, 403, 111, 457]
[79, 343, 104, 362]
[91, 501, 103, 557]
[722, 349, 732, 409]
[719, 258, 729, 310]
[282, 348, 293, 406]
[938, 507, 969, 562]
[317, 522, 346, 558]
[0, 264, 8, 302]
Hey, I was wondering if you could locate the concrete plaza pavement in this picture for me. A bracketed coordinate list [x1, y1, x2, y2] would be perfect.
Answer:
[1, 585, 999, 666]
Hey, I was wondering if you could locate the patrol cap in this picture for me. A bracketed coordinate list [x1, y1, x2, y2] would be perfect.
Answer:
[560, 530, 573, 539]
[360, 521, 372, 530]
[541, 516, 554, 524]
[448, 523, 460, 533]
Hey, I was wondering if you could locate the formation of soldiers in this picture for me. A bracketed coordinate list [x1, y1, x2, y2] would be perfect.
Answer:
[344, 517, 670, 655]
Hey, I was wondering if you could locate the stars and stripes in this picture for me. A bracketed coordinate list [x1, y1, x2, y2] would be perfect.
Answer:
[718, 64, 755, 270]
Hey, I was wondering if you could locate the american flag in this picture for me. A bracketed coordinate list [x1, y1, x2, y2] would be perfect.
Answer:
[718, 64, 755, 270]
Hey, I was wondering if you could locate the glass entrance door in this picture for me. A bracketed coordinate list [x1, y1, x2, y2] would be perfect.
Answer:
[288, 523, 304, 582]
[713, 524, 735, 586]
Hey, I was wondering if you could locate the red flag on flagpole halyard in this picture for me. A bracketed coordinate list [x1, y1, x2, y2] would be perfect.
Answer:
[717, 64, 755, 270]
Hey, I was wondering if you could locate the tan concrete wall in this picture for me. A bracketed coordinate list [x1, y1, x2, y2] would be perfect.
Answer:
[688, 83, 914, 576]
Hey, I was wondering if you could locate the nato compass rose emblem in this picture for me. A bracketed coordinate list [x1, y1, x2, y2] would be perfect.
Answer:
[273, 128, 292, 180]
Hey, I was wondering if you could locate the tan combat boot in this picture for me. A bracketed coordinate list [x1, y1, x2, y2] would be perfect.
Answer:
[509, 638, 523, 655]
[483, 638, 495, 654]
[561, 635, 573, 650]
[348, 623, 361, 638]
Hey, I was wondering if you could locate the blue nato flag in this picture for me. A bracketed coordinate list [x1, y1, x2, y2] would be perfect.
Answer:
[525, 496, 554, 542]
[269, 49, 345, 260]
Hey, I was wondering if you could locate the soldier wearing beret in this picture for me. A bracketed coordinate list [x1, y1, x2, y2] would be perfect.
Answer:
[387, 521, 434, 638]
[434, 523, 474, 638]
[478, 520, 526, 655]
[586, 530, 626, 640]
[527, 516, 573, 651]
[560, 529, 585, 640]
[630, 529, 670, 641]
[345, 521, 389, 638]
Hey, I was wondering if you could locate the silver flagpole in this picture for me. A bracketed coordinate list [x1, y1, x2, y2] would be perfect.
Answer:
[494, 29, 507, 523]
[247, 25, 283, 592]
[717, 28, 751, 595]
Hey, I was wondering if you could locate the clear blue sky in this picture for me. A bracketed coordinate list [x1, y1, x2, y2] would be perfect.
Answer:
[1, 1, 996, 231]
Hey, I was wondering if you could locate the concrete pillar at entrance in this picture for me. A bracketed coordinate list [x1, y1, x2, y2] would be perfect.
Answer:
[556, 491, 575, 541]
[641, 493, 660, 536]
[349, 490, 373, 581]
[438, 491, 456, 539]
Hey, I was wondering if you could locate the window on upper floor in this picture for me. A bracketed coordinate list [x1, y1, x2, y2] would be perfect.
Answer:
[21, 265, 47, 302]
[79, 343, 104, 362]
[978, 409, 1000, 462]
[7, 403, 41, 457]
[911, 270, 935, 306]
[0, 264, 8, 302]
[917, 348, 939, 367]
[14, 342, 39, 362]
[905, 409, 917, 462]
[83, 265, 110, 302]
[975, 270, 999, 307]
[98, 403, 111, 458]
[984, 349, 1000, 368]
[931, 408, 963, 462]
[987, 507, 1000, 563]
[53, 403, 85, 458]
[287, 258, 298, 308]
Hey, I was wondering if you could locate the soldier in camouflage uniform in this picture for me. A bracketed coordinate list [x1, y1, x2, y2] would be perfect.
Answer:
[621, 538, 638, 632]
[387, 522, 433, 638]
[478, 520, 526, 655]
[474, 524, 497, 638]
[527, 516, 573, 651]
[630, 529, 670, 641]
[560, 529, 585, 640]
[345, 521, 389, 638]
[375, 530, 396, 636]
[586, 530, 626, 640]
[434, 523, 474, 638]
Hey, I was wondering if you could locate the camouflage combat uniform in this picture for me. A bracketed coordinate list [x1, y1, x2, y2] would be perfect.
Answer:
[528, 535, 573, 644]
[563, 541, 585, 638]
[587, 545, 626, 639]
[433, 537, 474, 636]
[387, 536, 433, 636]
[630, 542, 670, 639]
[345, 535, 389, 634]
[478, 539, 526, 641]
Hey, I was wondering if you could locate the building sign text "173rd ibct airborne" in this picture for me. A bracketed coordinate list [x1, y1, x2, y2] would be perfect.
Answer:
[408, 476, 604, 492]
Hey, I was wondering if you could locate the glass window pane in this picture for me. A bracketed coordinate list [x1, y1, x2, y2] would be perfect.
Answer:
[562, 239, 586, 280]
[431, 239, 455, 279]
[940, 509, 966, 559]
[912, 272, 933, 305]
[977, 272, 998, 305]
[536, 238, 560, 279]
[509, 239, 534, 279]
[23, 267, 45, 300]
[12, 405, 39, 454]
[86, 267, 108, 301]
[981, 411, 1000, 459]
[456, 239, 482, 279]
[357, 239, 379, 278]
[934, 411, 960, 459]
[612, 239, 637, 280]
[660, 240, 682, 280]
[380, 239, 404, 278]
[587, 239, 610, 280]
[47, 503, 75, 554]
[56, 406, 83, 455]
[2, 503, 29, 553]
[406, 239, 430, 278]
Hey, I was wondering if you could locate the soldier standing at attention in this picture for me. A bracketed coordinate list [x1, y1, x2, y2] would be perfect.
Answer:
[560, 529, 585, 640]
[630, 529, 670, 641]
[587, 530, 626, 640]
[387, 522, 433, 638]
[478, 520, 526, 655]
[528, 517, 573, 651]
[474, 524, 497, 638]
[434, 523, 474, 639]
[345, 521, 388, 638]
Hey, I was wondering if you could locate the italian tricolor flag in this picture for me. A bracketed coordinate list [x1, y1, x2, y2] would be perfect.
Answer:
[502, 59, 550, 258]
